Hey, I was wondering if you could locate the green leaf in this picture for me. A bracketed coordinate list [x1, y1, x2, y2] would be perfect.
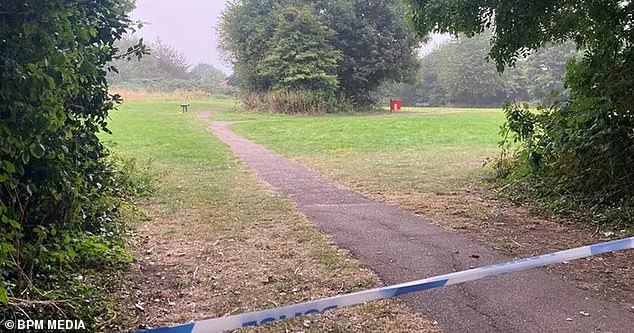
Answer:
[8, 218, 20, 229]
[3, 161, 15, 173]
[0, 285, 7, 304]
[67, 246, 76, 260]
[1, 215, 20, 229]
[29, 143, 46, 158]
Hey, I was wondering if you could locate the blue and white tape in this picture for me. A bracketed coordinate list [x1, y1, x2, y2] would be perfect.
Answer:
[137, 237, 634, 333]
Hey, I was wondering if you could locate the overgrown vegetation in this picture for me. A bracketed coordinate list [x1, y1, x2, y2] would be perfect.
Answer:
[248, 90, 355, 115]
[241, 5, 345, 114]
[405, 0, 634, 231]
[0, 0, 151, 326]
[219, 0, 420, 113]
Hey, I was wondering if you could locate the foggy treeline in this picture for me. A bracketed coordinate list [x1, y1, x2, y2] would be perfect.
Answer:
[383, 34, 579, 107]
[107, 35, 230, 93]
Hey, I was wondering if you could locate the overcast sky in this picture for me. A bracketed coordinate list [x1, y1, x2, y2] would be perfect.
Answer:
[131, 0, 232, 74]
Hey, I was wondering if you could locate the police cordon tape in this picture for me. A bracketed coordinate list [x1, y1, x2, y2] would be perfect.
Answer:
[136, 237, 634, 333]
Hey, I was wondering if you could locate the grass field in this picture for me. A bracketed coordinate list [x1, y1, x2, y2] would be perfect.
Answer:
[104, 98, 634, 331]
[104, 98, 634, 330]
[106, 99, 437, 331]
[221, 104, 634, 308]
[230, 107, 504, 195]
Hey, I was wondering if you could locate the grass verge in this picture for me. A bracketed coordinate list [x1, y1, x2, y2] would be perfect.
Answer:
[230, 108, 503, 195]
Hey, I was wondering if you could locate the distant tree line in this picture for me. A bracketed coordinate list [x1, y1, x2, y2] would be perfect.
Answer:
[219, 0, 420, 113]
[107, 36, 230, 93]
[392, 34, 578, 107]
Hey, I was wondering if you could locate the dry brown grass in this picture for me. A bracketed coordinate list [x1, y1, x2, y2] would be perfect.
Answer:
[109, 88, 226, 102]
[383, 188, 634, 310]
[109, 111, 439, 332]
[293, 155, 634, 313]
[117, 196, 439, 332]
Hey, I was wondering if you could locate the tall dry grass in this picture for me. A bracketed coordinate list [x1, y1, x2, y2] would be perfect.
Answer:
[242, 90, 355, 114]
[109, 88, 235, 102]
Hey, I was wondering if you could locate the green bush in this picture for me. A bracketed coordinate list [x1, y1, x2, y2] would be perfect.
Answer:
[0, 0, 149, 325]
[0, 153, 153, 327]
[495, 90, 634, 231]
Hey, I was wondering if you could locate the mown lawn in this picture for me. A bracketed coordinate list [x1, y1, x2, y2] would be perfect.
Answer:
[231, 108, 505, 194]
[105, 98, 437, 331]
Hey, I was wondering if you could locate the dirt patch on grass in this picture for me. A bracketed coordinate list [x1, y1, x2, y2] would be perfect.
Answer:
[114, 174, 439, 332]
[368, 187, 634, 311]
[198, 110, 213, 120]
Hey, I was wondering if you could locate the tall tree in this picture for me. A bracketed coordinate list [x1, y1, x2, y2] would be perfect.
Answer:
[258, 5, 341, 92]
[108, 36, 190, 84]
[516, 41, 578, 103]
[219, 0, 277, 92]
[314, 0, 420, 104]
[396, 35, 574, 107]
[219, 0, 420, 105]
[429, 34, 512, 106]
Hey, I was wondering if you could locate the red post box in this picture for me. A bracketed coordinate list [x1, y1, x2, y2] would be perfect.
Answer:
[390, 100, 402, 113]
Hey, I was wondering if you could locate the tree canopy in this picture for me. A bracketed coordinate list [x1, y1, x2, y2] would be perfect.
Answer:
[405, 0, 627, 70]
[220, 0, 420, 107]
[108, 36, 189, 82]
[258, 6, 341, 93]
[190, 63, 228, 87]
[395, 34, 578, 107]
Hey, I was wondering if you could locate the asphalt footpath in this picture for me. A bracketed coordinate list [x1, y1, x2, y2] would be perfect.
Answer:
[209, 120, 634, 333]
